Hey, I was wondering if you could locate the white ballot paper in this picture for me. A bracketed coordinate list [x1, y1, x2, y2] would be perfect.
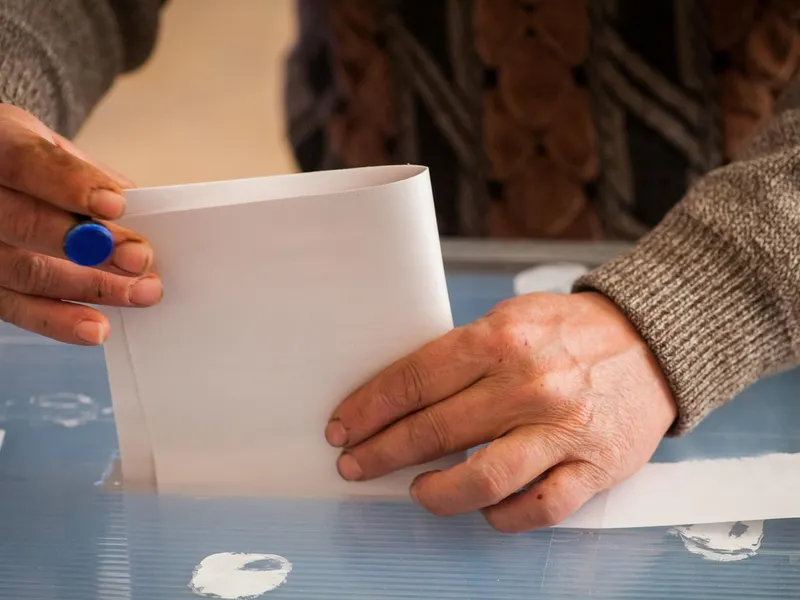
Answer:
[103, 165, 462, 497]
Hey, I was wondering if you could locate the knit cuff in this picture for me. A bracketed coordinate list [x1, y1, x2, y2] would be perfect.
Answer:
[574, 208, 793, 435]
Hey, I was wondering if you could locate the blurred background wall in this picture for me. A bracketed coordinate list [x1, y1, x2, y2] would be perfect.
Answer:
[75, 0, 298, 187]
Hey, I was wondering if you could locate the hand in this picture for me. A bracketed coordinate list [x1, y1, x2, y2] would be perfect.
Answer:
[325, 292, 677, 532]
[0, 105, 162, 344]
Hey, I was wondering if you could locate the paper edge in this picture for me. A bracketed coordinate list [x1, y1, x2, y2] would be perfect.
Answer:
[556, 452, 800, 529]
[102, 308, 157, 488]
[122, 165, 429, 218]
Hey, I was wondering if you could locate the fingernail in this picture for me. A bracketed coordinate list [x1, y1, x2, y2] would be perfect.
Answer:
[128, 277, 163, 306]
[325, 420, 348, 447]
[337, 453, 363, 481]
[113, 241, 152, 275]
[74, 320, 108, 345]
[88, 189, 126, 220]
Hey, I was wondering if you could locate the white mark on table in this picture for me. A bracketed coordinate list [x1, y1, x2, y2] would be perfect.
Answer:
[30, 393, 100, 427]
[94, 451, 123, 489]
[513, 263, 589, 296]
[189, 552, 292, 599]
[671, 520, 764, 562]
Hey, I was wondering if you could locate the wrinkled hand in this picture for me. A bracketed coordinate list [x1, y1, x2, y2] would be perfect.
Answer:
[326, 292, 677, 532]
[0, 105, 162, 344]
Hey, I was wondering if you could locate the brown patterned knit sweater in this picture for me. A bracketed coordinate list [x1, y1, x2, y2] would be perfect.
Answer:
[2, 0, 800, 433]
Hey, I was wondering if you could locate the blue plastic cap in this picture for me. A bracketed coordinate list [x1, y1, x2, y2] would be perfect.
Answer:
[63, 222, 115, 267]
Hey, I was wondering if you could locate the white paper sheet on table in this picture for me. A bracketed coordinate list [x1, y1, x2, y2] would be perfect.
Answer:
[557, 452, 800, 528]
[103, 165, 462, 497]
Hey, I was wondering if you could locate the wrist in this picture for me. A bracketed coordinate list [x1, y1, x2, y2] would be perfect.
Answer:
[573, 208, 787, 434]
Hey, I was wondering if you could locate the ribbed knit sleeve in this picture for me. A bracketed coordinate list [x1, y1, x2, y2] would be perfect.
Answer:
[0, 0, 165, 137]
[576, 75, 800, 434]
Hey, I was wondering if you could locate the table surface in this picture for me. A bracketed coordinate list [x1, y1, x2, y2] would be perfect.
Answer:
[0, 268, 799, 599]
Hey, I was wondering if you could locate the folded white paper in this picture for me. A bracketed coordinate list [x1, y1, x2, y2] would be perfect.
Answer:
[103, 165, 462, 497]
[558, 452, 800, 529]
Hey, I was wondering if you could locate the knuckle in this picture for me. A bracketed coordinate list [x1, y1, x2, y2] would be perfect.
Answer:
[534, 370, 564, 398]
[89, 271, 118, 302]
[536, 497, 570, 528]
[595, 436, 630, 470]
[470, 458, 514, 506]
[400, 359, 427, 406]
[378, 359, 428, 411]
[8, 252, 52, 294]
[576, 461, 611, 491]
[407, 409, 452, 456]
[487, 297, 515, 316]
[456, 321, 490, 349]
[533, 370, 582, 405]
[3, 196, 43, 248]
[372, 387, 404, 415]
[456, 321, 496, 364]
[490, 317, 531, 359]
[0, 287, 19, 324]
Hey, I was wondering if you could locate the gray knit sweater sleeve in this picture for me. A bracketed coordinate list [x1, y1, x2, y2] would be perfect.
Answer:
[0, 0, 164, 138]
[576, 74, 800, 435]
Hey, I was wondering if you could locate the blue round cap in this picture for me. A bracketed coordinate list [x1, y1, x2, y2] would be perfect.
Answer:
[63, 222, 115, 267]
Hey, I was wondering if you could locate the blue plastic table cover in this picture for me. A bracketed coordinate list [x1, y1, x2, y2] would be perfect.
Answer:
[0, 270, 798, 599]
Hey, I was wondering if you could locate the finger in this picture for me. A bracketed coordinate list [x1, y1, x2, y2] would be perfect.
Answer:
[481, 461, 605, 533]
[408, 426, 566, 517]
[327, 321, 493, 448]
[337, 379, 521, 481]
[0, 188, 153, 275]
[0, 119, 125, 219]
[104, 225, 155, 275]
[0, 244, 163, 307]
[0, 287, 110, 345]
[52, 133, 136, 189]
[0, 106, 135, 189]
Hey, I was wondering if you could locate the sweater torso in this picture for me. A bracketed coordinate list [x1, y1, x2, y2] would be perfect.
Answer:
[285, 0, 800, 240]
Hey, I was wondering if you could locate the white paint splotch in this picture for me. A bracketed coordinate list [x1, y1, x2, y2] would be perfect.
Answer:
[672, 521, 764, 562]
[0, 393, 114, 427]
[513, 263, 589, 296]
[31, 393, 100, 428]
[189, 553, 292, 599]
